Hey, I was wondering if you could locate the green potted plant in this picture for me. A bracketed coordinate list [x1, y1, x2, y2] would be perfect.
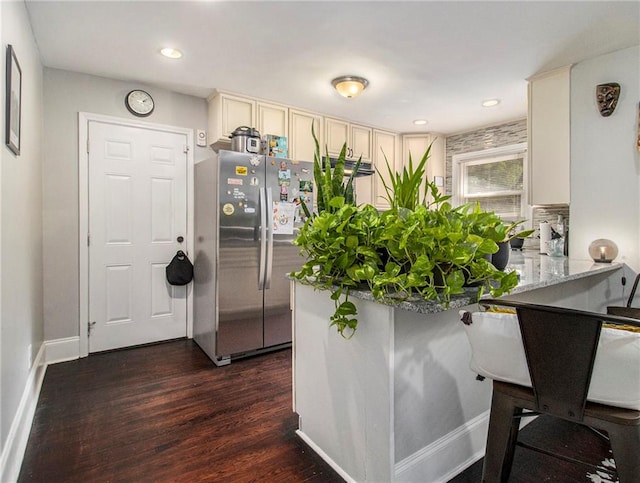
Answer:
[489, 220, 535, 270]
[292, 135, 522, 338]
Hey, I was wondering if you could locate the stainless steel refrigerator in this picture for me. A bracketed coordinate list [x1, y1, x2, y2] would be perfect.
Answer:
[194, 150, 313, 366]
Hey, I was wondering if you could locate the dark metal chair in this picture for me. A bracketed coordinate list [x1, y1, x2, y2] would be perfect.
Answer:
[465, 299, 640, 483]
[607, 273, 640, 318]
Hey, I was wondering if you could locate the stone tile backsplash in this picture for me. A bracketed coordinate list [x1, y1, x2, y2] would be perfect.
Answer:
[527, 204, 571, 251]
[444, 119, 571, 253]
[444, 119, 527, 195]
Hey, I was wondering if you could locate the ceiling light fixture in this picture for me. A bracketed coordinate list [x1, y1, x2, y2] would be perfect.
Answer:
[160, 47, 183, 59]
[413, 119, 428, 126]
[482, 98, 500, 107]
[332, 76, 369, 98]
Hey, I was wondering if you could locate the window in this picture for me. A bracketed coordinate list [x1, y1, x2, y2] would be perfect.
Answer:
[453, 143, 528, 221]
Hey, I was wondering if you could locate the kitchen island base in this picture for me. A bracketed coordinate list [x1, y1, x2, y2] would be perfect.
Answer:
[292, 261, 627, 482]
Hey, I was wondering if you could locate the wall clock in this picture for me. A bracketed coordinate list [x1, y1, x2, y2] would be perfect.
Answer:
[125, 89, 154, 117]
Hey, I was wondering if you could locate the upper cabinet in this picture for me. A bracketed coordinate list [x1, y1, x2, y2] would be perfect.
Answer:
[401, 133, 445, 202]
[402, 134, 431, 169]
[371, 130, 398, 209]
[351, 124, 373, 163]
[354, 129, 397, 208]
[206, 91, 444, 210]
[257, 102, 288, 138]
[289, 109, 322, 162]
[528, 66, 571, 205]
[324, 117, 372, 163]
[208, 92, 289, 151]
[207, 92, 255, 148]
[324, 117, 349, 157]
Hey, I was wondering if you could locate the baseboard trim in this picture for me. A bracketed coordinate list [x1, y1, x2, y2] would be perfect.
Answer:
[45, 336, 80, 364]
[0, 344, 47, 483]
[0, 337, 80, 482]
[395, 411, 490, 482]
[295, 430, 357, 483]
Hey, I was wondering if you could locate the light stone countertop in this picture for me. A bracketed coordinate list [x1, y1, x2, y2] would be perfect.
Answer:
[345, 250, 622, 314]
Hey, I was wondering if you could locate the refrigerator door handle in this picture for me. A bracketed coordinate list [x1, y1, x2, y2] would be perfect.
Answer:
[258, 187, 267, 290]
[265, 187, 274, 289]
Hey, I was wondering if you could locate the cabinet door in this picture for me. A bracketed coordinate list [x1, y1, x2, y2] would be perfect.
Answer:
[289, 109, 322, 162]
[351, 125, 375, 207]
[257, 102, 288, 138]
[221, 94, 256, 138]
[324, 118, 349, 157]
[425, 134, 445, 189]
[402, 134, 430, 170]
[372, 130, 397, 209]
[402, 134, 446, 205]
[353, 177, 373, 206]
[528, 67, 571, 205]
[350, 124, 372, 163]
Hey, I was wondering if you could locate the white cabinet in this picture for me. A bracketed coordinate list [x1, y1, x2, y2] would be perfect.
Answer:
[427, 135, 445, 185]
[401, 133, 445, 203]
[351, 124, 373, 163]
[324, 117, 350, 157]
[257, 102, 288, 138]
[289, 109, 322, 162]
[207, 92, 289, 152]
[324, 117, 372, 163]
[528, 66, 571, 205]
[207, 92, 255, 148]
[371, 130, 398, 209]
[402, 134, 431, 170]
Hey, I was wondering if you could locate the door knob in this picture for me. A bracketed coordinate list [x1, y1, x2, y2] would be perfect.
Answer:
[177, 236, 184, 243]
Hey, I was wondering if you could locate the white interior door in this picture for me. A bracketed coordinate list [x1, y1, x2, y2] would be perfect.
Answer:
[88, 120, 188, 352]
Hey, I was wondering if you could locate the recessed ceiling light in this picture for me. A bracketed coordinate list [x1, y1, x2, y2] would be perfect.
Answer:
[482, 98, 500, 107]
[160, 48, 183, 59]
[413, 119, 428, 126]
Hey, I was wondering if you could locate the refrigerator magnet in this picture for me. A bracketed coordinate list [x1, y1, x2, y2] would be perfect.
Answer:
[278, 170, 291, 186]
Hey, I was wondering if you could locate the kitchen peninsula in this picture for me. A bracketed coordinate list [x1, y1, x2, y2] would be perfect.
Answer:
[292, 252, 629, 482]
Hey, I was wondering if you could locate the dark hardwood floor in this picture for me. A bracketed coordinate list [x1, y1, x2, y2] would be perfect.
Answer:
[451, 415, 619, 483]
[19, 339, 619, 483]
[18, 340, 343, 482]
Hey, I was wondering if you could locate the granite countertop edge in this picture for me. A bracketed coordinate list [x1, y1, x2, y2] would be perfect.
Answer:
[292, 254, 623, 315]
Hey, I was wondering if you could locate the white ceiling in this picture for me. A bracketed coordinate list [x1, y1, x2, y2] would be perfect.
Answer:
[25, 1, 639, 135]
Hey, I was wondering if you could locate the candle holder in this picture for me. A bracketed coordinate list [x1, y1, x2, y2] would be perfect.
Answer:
[588, 239, 618, 263]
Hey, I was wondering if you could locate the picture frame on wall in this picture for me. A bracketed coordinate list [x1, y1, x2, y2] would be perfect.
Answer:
[5, 44, 22, 156]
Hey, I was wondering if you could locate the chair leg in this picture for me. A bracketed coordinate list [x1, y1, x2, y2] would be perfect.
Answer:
[606, 424, 640, 483]
[482, 388, 522, 483]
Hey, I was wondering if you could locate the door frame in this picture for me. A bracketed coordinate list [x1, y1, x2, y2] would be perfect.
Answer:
[78, 112, 195, 357]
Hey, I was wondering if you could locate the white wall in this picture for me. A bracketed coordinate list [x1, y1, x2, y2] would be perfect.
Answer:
[0, 2, 4, 462]
[1, 0, 45, 455]
[42, 69, 209, 341]
[570, 45, 640, 270]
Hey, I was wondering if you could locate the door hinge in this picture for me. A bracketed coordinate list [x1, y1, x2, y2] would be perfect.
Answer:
[88, 321, 96, 335]
[87, 233, 90, 246]
[87, 136, 90, 154]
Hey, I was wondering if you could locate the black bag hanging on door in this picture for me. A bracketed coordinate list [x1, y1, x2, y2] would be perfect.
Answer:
[166, 250, 194, 285]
